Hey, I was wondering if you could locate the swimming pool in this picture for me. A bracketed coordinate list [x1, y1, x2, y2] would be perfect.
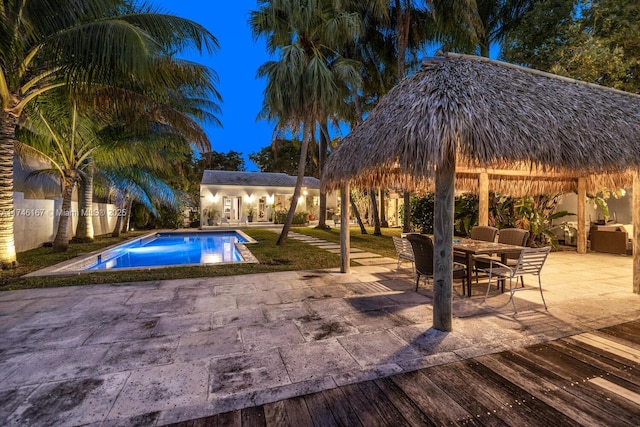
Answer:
[26, 230, 258, 276]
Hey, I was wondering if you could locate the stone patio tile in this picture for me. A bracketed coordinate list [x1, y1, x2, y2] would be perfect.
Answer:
[10, 297, 94, 330]
[253, 280, 296, 292]
[279, 339, 361, 383]
[135, 297, 198, 318]
[347, 252, 382, 259]
[305, 298, 360, 318]
[390, 324, 474, 355]
[194, 295, 237, 313]
[292, 314, 359, 342]
[263, 301, 313, 322]
[343, 281, 393, 296]
[176, 327, 242, 362]
[6, 373, 129, 427]
[337, 330, 424, 367]
[235, 292, 282, 308]
[0, 386, 38, 423]
[308, 284, 355, 298]
[385, 303, 432, 324]
[213, 283, 257, 296]
[84, 318, 159, 345]
[345, 309, 412, 333]
[274, 288, 322, 305]
[343, 294, 399, 312]
[108, 360, 209, 419]
[241, 322, 305, 352]
[98, 337, 178, 373]
[1, 346, 110, 387]
[208, 350, 291, 399]
[154, 313, 212, 337]
[3, 323, 100, 354]
[125, 290, 176, 305]
[0, 352, 33, 384]
[211, 307, 266, 328]
[354, 257, 398, 266]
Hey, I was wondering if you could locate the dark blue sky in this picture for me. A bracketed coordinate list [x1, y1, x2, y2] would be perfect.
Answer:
[154, 1, 273, 171]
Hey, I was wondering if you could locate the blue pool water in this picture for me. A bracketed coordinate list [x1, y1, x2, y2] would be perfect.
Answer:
[88, 231, 251, 270]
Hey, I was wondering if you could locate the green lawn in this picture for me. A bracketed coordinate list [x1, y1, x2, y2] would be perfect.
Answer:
[0, 226, 403, 292]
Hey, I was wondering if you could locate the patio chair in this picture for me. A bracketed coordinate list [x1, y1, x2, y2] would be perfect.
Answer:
[474, 228, 530, 284]
[454, 225, 500, 264]
[392, 236, 415, 277]
[470, 225, 499, 242]
[407, 234, 467, 292]
[481, 246, 551, 313]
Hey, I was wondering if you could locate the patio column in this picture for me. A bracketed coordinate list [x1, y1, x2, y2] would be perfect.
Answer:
[633, 173, 640, 294]
[478, 172, 489, 226]
[433, 155, 456, 332]
[577, 177, 587, 254]
[340, 184, 350, 273]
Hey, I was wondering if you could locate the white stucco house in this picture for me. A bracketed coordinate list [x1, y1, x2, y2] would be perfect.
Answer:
[200, 170, 337, 226]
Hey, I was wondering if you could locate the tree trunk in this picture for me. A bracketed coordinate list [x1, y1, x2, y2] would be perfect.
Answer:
[380, 188, 388, 227]
[317, 120, 329, 229]
[122, 198, 133, 233]
[52, 176, 76, 252]
[277, 119, 311, 246]
[74, 159, 94, 242]
[0, 113, 18, 267]
[403, 190, 411, 232]
[369, 188, 381, 235]
[350, 191, 367, 234]
[111, 193, 127, 237]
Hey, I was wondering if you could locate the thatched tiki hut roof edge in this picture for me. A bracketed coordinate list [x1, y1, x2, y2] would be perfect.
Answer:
[322, 54, 640, 332]
[323, 54, 640, 192]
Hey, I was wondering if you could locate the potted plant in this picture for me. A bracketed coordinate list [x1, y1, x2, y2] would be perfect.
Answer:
[203, 207, 219, 226]
[246, 206, 255, 222]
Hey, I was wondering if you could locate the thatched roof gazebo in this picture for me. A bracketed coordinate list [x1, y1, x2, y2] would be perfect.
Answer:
[323, 53, 640, 332]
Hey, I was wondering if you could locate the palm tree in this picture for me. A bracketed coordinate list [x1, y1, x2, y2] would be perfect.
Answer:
[17, 101, 100, 251]
[0, 0, 218, 265]
[251, 0, 363, 245]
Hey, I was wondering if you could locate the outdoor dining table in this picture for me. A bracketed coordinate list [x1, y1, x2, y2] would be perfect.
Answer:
[453, 238, 525, 297]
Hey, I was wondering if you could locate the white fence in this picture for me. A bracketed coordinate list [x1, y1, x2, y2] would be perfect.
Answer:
[14, 192, 118, 252]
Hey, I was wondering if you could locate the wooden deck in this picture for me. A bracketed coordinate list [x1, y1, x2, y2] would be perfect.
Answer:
[168, 320, 640, 426]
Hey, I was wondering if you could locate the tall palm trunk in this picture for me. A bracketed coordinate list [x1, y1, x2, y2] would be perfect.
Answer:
[369, 188, 382, 235]
[111, 193, 128, 237]
[0, 114, 18, 267]
[52, 174, 77, 252]
[350, 192, 367, 234]
[122, 198, 133, 233]
[317, 120, 329, 229]
[75, 158, 94, 242]
[277, 119, 312, 246]
[397, 0, 412, 234]
[403, 191, 411, 232]
[380, 188, 388, 227]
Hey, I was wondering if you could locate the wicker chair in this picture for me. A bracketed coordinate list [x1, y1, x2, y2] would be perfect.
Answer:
[407, 234, 467, 292]
[470, 226, 499, 242]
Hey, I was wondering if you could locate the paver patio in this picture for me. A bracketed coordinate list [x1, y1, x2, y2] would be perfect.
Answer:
[0, 239, 638, 426]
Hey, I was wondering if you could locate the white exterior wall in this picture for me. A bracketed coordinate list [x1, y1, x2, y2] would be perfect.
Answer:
[200, 184, 336, 226]
[13, 192, 118, 252]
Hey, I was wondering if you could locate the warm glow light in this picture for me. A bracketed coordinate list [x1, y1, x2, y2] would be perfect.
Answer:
[266, 194, 274, 204]
[245, 194, 254, 202]
[303, 189, 308, 196]
[212, 194, 219, 202]
[298, 196, 305, 204]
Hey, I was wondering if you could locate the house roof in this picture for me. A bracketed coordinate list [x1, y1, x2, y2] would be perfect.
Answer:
[201, 170, 320, 189]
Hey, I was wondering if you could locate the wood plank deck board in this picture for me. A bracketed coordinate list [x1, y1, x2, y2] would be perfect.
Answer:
[391, 370, 483, 426]
[476, 353, 622, 427]
[372, 377, 435, 427]
[598, 321, 640, 346]
[317, 386, 364, 427]
[512, 344, 640, 425]
[549, 340, 640, 387]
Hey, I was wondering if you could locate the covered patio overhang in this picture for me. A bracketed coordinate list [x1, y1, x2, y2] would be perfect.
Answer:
[323, 53, 640, 332]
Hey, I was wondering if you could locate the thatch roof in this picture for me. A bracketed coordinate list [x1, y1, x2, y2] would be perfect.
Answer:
[323, 54, 640, 193]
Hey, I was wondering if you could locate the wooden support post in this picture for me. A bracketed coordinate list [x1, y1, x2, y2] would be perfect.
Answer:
[340, 184, 350, 273]
[577, 177, 587, 254]
[478, 172, 489, 227]
[633, 173, 640, 294]
[433, 157, 455, 332]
